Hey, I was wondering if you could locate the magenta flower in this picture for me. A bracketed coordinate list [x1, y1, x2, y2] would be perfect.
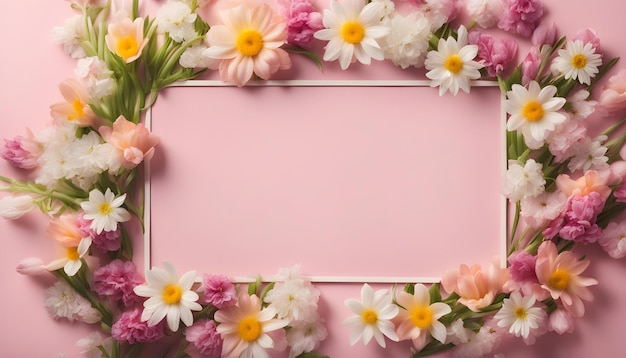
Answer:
[558, 192, 605, 243]
[279, 0, 324, 49]
[185, 319, 223, 357]
[469, 31, 518, 77]
[93, 259, 143, 306]
[497, 0, 544, 37]
[111, 308, 165, 344]
[508, 251, 537, 283]
[521, 46, 541, 84]
[1, 131, 41, 170]
[200, 274, 237, 309]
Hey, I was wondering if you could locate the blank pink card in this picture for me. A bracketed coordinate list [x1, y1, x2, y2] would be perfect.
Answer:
[147, 81, 505, 282]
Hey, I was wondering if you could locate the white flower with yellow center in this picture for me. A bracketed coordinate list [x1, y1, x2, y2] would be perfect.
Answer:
[134, 261, 202, 332]
[552, 40, 602, 85]
[424, 26, 483, 95]
[46, 237, 92, 276]
[343, 283, 399, 348]
[494, 291, 546, 339]
[504, 81, 567, 149]
[80, 188, 131, 234]
[314, 0, 390, 70]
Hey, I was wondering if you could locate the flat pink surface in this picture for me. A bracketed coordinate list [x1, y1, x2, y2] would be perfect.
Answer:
[1, 1, 626, 358]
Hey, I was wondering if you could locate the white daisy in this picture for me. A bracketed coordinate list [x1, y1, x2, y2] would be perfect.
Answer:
[314, 0, 390, 70]
[552, 40, 602, 85]
[424, 25, 483, 95]
[133, 261, 202, 332]
[504, 81, 567, 149]
[494, 291, 546, 339]
[80, 188, 131, 234]
[344, 283, 399, 348]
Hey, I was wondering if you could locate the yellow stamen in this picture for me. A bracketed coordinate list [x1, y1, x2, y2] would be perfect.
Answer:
[571, 54, 587, 69]
[361, 309, 378, 325]
[116, 35, 140, 60]
[237, 316, 262, 342]
[340, 21, 365, 44]
[67, 99, 84, 121]
[162, 284, 182, 304]
[98, 203, 112, 215]
[548, 268, 570, 291]
[66, 246, 79, 260]
[514, 307, 528, 319]
[522, 101, 545, 122]
[444, 54, 463, 74]
[410, 305, 433, 329]
[236, 29, 264, 57]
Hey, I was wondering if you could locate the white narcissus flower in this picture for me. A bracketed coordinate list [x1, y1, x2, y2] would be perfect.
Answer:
[494, 291, 547, 339]
[552, 40, 602, 85]
[0, 195, 35, 219]
[80, 188, 131, 234]
[344, 283, 399, 348]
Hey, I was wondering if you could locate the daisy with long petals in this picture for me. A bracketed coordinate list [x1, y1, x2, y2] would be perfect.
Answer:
[80, 188, 131, 234]
[133, 261, 202, 332]
[504, 81, 567, 149]
[203, 4, 291, 86]
[394, 284, 451, 350]
[424, 26, 483, 95]
[343, 283, 399, 348]
[552, 40, 602, 85]
[214, 292, 288, 358]
[494, 291, 546, 339]
[314, 0, 390, 70]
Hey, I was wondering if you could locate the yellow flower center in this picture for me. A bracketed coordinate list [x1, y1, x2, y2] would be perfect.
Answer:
[162, 284, 183, 304]
[548, 268, 571, 291]
[361, 309, 378, 325]
[571, 54, 588, 69]
[237, 316, 262, 342]
[98, 203, 112, 215]
[410, 305, 433, 329]
[514, 307, 528, 319]
[340, 21, 365, 44]
[67, 99, 85, 121]
[66, 246, 79, 261]
[117, 35, 140, 60]
[444, 54, 463, 73]
[236, 29, 264, 57]
[522, 101, 545, 122]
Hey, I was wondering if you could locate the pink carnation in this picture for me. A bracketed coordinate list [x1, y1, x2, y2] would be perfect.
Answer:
[279, 0, 323, 49]
[77, 214, 121, 252]
[507, 251, 537, 283]
[112, 308, 165, 344]
[93, 259, 143, 306]
[1, 131, 41, 169]
[469, 32, 518, 77]
[185, 319, 223, 357]
[497, 0, 544, 37]
[200, 274, 237, 309]
[558, 192, 605, 243]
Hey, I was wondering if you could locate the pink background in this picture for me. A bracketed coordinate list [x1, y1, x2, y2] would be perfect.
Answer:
[1, 0, 626, 357]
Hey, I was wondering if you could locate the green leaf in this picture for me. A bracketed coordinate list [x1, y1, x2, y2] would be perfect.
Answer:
[429, 283, 442, 304]
[404, 283, 415, 295]
[283, 45, 324, 72]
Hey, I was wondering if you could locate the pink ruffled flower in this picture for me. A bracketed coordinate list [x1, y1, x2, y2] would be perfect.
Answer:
[572, 27, 601, 52]
[200, 274, 237, 309]
[49, 78, 97, 127]
[521, 46, 541, 85]
[93, 259, 143, 306]
[279, 0, 324, 49]
[548, 307, 576, 334]
[441, 260, 509, 312]
[558, 192, 604, 244]
[598, 221, 626, 259]
[531, 21, 556, 46]
[111, 308, 165, 344]
[535, 241, 597, 317]
[77, 214, 121, 252]
[598, 67, 626, 114]
[186, 319, 223, 357]
[507, 251, 537, 283]
[1, 130, 42, 170]
[555, 170, 611, 201]
[99, 115, 160, 170]
[497, 0, 544, 37]
[469, 32, 518, 77]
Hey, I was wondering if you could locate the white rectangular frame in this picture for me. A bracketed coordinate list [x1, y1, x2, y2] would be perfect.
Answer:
[144, 80, 508, 283]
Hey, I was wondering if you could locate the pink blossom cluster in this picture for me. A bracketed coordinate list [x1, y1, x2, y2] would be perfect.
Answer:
[200, 273, 237, 309]
[92, 259, 143, 306]
[0, 131, 41, 170]
[469, 31, 518, 77]
[111, 308, 165, 344]
[77, 214, 121, 252]
[497, 0, 544, 37]
[279, 0, 324, 49]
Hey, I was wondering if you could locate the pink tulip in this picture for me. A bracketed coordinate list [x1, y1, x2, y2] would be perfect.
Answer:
[99, 116, 160, 169]
[442, 260, 509, 312]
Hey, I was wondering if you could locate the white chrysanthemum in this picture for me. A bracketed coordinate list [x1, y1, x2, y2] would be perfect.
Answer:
[75, 56, 115, 101]
[520, 191, 568, 229]
[156, 1, 197, 43]
[494, 291, 546, 338]
[344, 283, 399, 348]
[314, 0, 390, 70]
[286, 318, 328, 358]
[567, 135, 609, 172]
[504, 81, 567, 149]
[80, 188, 131, 234]
[52, 15, 87, 58]
[552, 40, 602, 85]
[264, 279, 321, 322]
[180, 42, 218, 69]
[44, 281, 101, 323]
[134, 261, 202, 332]
[382, 12, 431, 69]
[425, 26, 483, 95]
[503, 159, 546, 202]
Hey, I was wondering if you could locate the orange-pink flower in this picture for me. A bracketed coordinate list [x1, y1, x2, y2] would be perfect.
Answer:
[105, 17, 148, 63]
[99, 116, 160, 169]
[555, 170, 611, 200]
[49, 78, 97, 127]
[535, 241, 597, 317]
[441, 260, 510, 312]
[46, 214, 83, 247]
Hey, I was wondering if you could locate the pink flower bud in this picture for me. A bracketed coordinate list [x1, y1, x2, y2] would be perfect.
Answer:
[531, 21, 556, 47]
[0, 195, 35, 220]
[16, 257, 47, 275]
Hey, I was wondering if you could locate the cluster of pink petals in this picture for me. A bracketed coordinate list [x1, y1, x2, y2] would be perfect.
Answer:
[599, 67, 626, 114]
[1, 130, 41, 170]
[46, 213, 83, 247]
[548, 116, 588, 163]
[92, 259, 144, 306]
[531, 21, 557, 47]
[469, 31, 518, 77]
[200, 273, 237, 309]
[441, 260, 510, 312]
[521, 46, 541, 84]
[497, 0, 544, 37]
[50, 78, 97, 127]
[99, 115, 160, 170]
[186, 319, 223, 357]
[573, 28, 601, 52]
[111, 308, 165, 344]
[558, 192, 604, 243]
[279, 0, 324, 49]
[598, 221, 626, 259]
[555, 170, 611, 200]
